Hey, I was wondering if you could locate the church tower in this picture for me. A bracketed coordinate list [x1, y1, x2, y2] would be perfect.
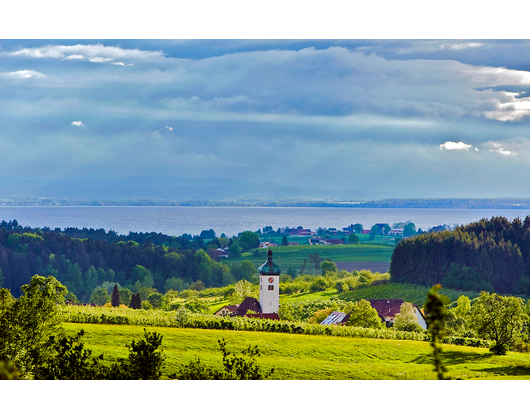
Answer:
[258, 248, 281, 314]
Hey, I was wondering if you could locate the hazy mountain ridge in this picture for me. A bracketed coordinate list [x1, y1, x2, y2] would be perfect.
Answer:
[1, 176, 530, 208]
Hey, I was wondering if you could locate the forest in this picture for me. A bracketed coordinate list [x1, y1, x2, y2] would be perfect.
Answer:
[0, 219, 258, 301]
[390, 215, 530, 295]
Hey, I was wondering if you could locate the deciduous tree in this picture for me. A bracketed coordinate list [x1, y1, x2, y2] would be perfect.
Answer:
[393, 302, 423, 332]
[0, 275, 67, 378]
[469, 291, 529, 355]
[320, 260, 338, 276]
[346, 299, 384, 329]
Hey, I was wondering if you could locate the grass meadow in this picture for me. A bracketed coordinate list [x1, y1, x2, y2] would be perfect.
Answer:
[227, 243, 394, 271]
[62, 322, 530, 380]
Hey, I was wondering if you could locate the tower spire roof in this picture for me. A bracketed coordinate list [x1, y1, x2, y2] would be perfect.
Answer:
[258, 248, 281, 275]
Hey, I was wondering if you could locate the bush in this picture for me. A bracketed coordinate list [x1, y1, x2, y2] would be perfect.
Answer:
[175, 339, 274, 380]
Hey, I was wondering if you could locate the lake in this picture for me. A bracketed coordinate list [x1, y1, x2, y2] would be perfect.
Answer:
[1, 206, 529, 237]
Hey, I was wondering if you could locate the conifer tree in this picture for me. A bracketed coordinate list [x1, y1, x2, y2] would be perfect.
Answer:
[130, 293, 142, 309]
[111, 284, 121, 307]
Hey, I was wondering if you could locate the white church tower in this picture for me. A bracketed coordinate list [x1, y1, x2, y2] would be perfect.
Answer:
[258, 248, 281, 314]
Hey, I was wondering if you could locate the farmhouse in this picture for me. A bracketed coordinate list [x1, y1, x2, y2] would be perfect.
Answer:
[367, 299, 427, 328]
[259, 241, 278, 248]
[319, 299, 427, 329]
[284, 228, 313, 236]
[308, 237, 345, 245]
[214, 304, 239, 316]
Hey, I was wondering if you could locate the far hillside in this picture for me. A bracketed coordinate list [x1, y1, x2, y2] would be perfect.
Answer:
[227, 244, 394, 276]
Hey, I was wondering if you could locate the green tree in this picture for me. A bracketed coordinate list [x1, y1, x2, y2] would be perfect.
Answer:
[130, 293, 142, 309]
[147, 293, 167, 309]
[346, 299, 384, 329]
[353, 223, 363, 234]
[111, 284, 121, 307]
[230, 279, 256, 304]
[281, 236, 288, 246]
[33, 330, 107, 380]
[183, 296, 210, 313]
[454, 295, 471, 319]
[231, 260, 258, 282]
[469, 291, 529, 355]
[348, 233, 360, 244]
[119, 288, 132, 306]
[0, 275, 67, 378]
[108, 329, 165, 380]
[320, 260, 338, 276]
[131, 265, 154, 288]
[90, 288, 110, 306]
[403, 222, 416, 237]
[229, 241, 242, 258]
[239, 231, 260, 251]
[393, 302, 423, 332]
[83, 267, 98, 301]
[164, 277, 184, 293]
[34, 329, 165, 380]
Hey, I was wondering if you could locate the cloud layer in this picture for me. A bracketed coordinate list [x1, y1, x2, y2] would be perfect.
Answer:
[2, 40, 530, 199]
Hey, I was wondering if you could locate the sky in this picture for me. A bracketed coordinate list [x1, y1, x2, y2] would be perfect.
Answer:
[3, 8, 530, 200]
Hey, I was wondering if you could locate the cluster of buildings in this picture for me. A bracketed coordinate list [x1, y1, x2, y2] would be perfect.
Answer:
[214, 249, 427, 329]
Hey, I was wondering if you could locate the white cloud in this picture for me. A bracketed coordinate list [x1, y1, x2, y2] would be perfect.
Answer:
[71, 121, 84, 127]
[481, 139, 530, 156]
[165, 126, 173, 131]
[3, 44, 163, 65]
[439, 141, 473, 151]
[395, 41, 484, 55]
[0, 70, 46, 79]
[440, 42, 483, 51]
[482, 93, 530, 121]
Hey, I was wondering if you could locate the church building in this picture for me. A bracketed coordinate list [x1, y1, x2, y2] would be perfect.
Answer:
[214, 248, 281, 319]
[258, 248, 281, 314]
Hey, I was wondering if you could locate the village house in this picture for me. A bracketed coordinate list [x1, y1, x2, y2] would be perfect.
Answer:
[308, 237, 344, 245]
[259, 241, 278, 248]
[214, 304, 239, 316]
[284, 228, 313, 236]
[368, 299, 427, 328]
[320, 299, 427, 329]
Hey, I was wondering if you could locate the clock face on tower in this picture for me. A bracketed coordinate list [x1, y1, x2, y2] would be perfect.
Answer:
[268, 277, 274, 283]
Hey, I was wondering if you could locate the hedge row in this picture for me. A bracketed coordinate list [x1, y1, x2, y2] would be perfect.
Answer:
[59, 305, 429, 341]
[58, 305, 492, 348]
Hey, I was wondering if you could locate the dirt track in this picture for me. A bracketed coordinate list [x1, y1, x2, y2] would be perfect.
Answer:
[335, 261, 390, 274]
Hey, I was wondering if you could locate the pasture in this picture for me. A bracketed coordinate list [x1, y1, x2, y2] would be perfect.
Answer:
[62, 322, 530, 380]
[227, 243, 394, 273]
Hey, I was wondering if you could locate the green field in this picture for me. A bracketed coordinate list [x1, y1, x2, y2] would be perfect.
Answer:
[226, 244, 394, 272]
[62, 322, 530, 380]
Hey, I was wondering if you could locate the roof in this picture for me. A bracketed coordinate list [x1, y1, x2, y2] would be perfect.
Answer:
[367, 299, 405, 318]
[214, 304, 239, 315]
[232, 297, 262, 316]
[320, 311, 348, 325]
[258, 249, 281, 275]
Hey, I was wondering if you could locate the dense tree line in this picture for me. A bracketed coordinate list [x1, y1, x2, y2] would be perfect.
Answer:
[390, 216, 530, 295]
[0, 220, 254, 301]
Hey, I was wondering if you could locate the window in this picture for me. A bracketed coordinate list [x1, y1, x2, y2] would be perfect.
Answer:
[268, 285, 274, 291]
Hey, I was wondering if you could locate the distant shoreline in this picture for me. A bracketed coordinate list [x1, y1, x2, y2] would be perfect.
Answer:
[2, 198, 530, 210]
